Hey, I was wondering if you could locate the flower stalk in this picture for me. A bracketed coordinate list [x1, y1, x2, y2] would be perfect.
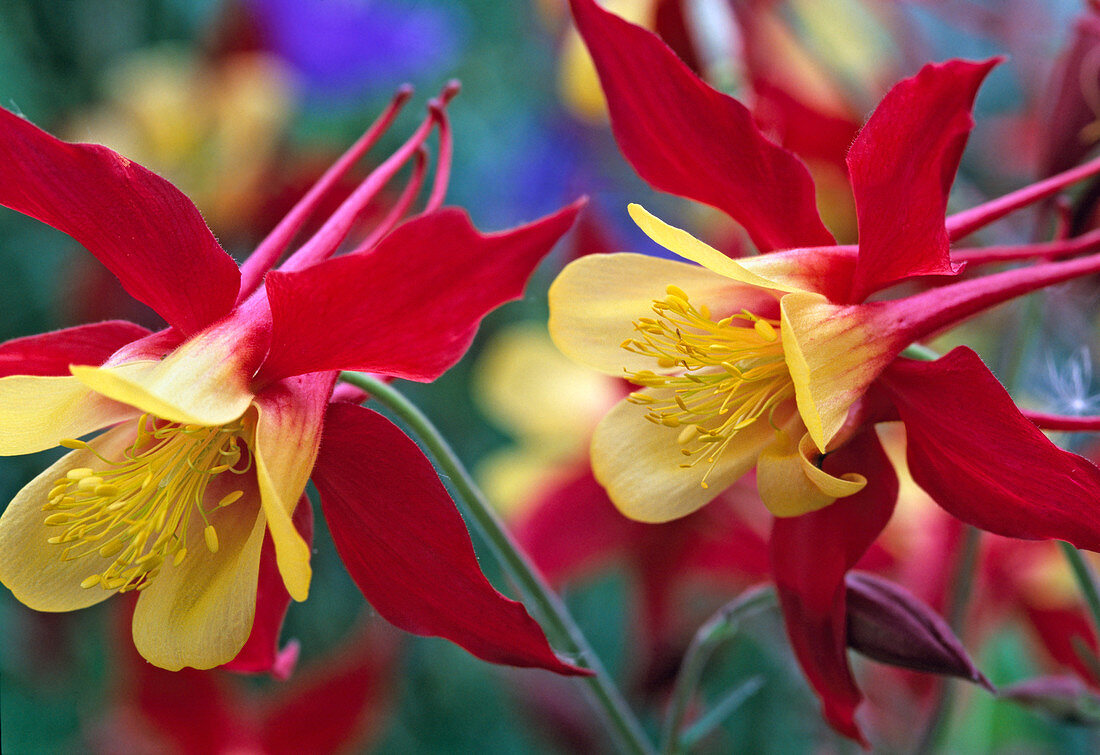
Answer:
[339, 371, 656, 755]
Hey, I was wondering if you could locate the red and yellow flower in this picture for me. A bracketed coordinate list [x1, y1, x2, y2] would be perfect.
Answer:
[0, 88, 585, 676]
[554, 0, 1100, 740]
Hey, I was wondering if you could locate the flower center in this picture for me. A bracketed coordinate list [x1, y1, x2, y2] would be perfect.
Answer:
[622, 285, 795, 486]
[43, 414, 251, 593]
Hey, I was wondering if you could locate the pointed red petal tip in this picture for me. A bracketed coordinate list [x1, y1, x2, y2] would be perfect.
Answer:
[845, 572, 992, 691]
[770, 430, 897, 747]
[0, 320, 151, 378]
[0, 108, 241, 336]
[847, 58, 999, 301]
[567, 0, 832, 252]
[260, 199, 583, 383]
[312, 403, 590, 676]
[882, 348, 1100, 553]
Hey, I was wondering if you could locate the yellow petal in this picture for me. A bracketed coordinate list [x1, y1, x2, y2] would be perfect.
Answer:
[756, 430, 866, 517]
[249, 383, 326, 602]
[0, 375, 138, 455]
[132, 471, 267, 670]
[0, 424, 136, 611]
[591, 392, 788, 522]
[549, 252, 762, 375]
[627, 204, 820, 292]
[71, 320, 256, 427]
[780, 291, 902, 451]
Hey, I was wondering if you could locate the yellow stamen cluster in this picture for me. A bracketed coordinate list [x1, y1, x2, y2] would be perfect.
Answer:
[622, 285, 795, 486]
[42, 414, 251, 593]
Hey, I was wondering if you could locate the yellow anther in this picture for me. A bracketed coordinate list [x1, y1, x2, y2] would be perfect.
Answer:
[76, 476, 103, 491]
[80, 574, 102, 589]
[677, 425, 699, 445]
[98, 540, 124, 558]
[59, 439, 88, 450]
[204, 525, 219, 553]
[43, 415, 250, 592]
[623, 290, 793, 486]
[217, 490, 244, 508]
[754, 318, 778, 341]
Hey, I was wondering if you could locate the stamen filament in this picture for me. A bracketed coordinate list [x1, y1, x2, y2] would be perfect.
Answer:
[625, 287, 795, 485]
[46, 415, 250, 593]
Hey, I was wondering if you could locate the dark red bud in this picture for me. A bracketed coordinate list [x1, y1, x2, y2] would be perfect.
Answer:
[845, 571, 992, 691]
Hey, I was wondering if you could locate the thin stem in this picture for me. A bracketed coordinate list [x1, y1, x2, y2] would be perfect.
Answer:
[1060, 541, 1100, 643]
[914, 525, 982, 754]
[339, 371, 656, 755]
[659, 587, 775, 754]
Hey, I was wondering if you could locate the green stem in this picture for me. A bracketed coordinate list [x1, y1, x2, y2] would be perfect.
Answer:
[340, 371, 655, 755]
[660, 587, 775, 754]
[1060, 541, 1100, 642]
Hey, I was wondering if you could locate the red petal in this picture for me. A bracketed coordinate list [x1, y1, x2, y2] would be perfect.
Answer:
[567, 0, 833, 251]
[259, 622, 400, 754]
[847, 59, 998, 301]
[769, 429, 897, 745]
[312, 403, 588, 675]
[0, 320, 150, 378]
[260, 202, 582, 383]
[653, 0, 704, 75]
[881, 347, 1100, 551]
[0, 108, 241, 335]
[750, 76, 861, 172]
[1025, 605, 1100, 687]
[222, 495, 314, 680]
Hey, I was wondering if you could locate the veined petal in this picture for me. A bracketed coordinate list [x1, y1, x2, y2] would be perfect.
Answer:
[847, 59, 998, 301]
[548, 252, 773, 375]
[249, 373, 335, 602]
[0, 321, 150, 378]
[0, 424, 136, 610]
[756, 430, 866, 517]
[0, 374, 138, 455]
[881, 348, 1100, 552]
[0, 107, 241, 336]
[567, 0, 833, 251]
[780, 292, 904, 451]
[590, 392, 789, 522]
[769, 429, 897, 745]
[132, 469, 268, 670]
[70, 317, 264, 427]
[260, 202, 582, 383]
[312, 403, 586, 674]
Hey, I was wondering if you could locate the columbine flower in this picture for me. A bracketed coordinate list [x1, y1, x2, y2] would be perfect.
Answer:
[554, 0, 1100, 739]
[0, 86, 585, 675]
